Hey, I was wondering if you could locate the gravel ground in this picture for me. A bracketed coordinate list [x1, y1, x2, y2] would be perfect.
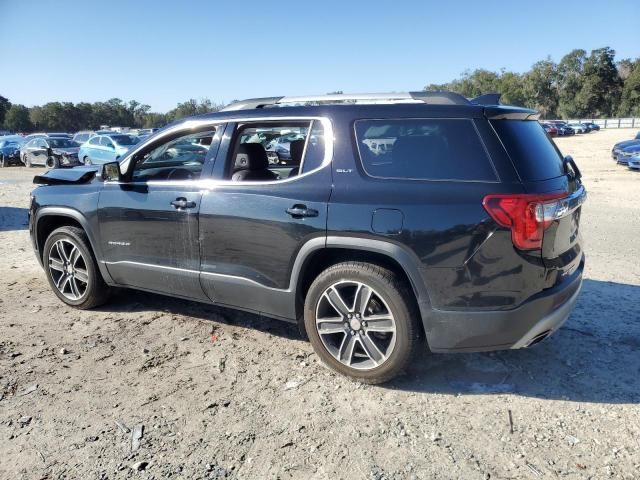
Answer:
[1, 129, 639, 479]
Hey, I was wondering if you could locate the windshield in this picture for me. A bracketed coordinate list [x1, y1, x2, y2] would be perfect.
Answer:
[48, 138, 76, 148]
[110, 135, 138, 146]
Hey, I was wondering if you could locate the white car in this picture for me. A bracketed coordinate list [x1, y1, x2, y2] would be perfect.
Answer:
[567, 123, 588, 134]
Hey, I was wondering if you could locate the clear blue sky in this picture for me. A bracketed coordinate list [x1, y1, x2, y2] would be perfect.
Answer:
[1, 0, 637, 112]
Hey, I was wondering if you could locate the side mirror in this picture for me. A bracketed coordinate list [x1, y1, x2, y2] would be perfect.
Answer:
[102, 161, 122, 182]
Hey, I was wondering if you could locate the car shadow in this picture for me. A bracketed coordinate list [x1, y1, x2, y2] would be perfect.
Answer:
[387, 279, 640, 404]
[99, 278, 640, 404]
[0, 206, 29, 232]
[100, 289, 302, 341]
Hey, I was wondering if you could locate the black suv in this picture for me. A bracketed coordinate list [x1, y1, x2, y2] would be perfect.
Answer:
[29, 92, 586, 383]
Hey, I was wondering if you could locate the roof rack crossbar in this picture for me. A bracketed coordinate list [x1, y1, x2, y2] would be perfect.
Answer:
[221, 91, 474, 111]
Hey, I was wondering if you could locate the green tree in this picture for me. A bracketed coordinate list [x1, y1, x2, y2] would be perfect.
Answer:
[3, 104, 33, 132]
[576, 47, 622, 117]
[0, 95, 11, 126]
[618, 59, 640, 116]
[557, 49, 587, 117]
[523, 59, 559, 118]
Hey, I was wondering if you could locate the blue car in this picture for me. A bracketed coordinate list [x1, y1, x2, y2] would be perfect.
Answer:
[78, 133, 139, 165]
[628, 154, 640, 170]
[615, 143, 640, 165]
[611, 131, 640, 160]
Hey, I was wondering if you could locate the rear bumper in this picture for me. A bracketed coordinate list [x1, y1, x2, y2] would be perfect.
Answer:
[425, 262, 583, 352]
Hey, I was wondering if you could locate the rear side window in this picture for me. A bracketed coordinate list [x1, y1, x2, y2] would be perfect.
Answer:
[491, 120, 564, 181]
[355, 119, 496, 181]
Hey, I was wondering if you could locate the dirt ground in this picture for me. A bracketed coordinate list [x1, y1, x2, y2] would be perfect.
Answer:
[1, 128, 639, 480]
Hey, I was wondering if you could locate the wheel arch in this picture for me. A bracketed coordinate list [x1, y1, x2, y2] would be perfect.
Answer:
[292, 236, 432, 340]
[34, 207, 113, 284]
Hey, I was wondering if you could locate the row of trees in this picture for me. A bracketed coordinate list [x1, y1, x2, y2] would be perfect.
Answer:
[425, 47, 640, 119]
[0, 96, 224, 133]
[2, 46, 638, 131]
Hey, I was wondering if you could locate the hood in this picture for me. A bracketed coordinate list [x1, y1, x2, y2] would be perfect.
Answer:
[623, 143, 640, 153]
[33, 165, 100, 185]
[614, 139, 640, 150]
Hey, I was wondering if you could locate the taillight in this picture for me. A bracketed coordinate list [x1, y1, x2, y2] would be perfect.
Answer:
[482, 192, 568, 250]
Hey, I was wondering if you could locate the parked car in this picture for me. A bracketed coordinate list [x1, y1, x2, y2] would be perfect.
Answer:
[547, 121, 574, 136]
[72, 131, 96, 145]
[567, 122, 589, 134]
[627, 154, 640, 170]
[265, 132, 306, 163]
[611, 131, 640, 159]
[29, 91, 586, 384]
[78, 133, 139, 165]
[23, 133, 50, 141]
[0, 136, 25, 167]
[614, 144, 640, 164]
[582, 122, 600, 131]
[21, 136, 81, 168]
[541, 123, 558, 136]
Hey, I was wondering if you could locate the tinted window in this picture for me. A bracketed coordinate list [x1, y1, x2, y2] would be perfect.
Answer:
[491, 120, 564, 181]
[110, 134, 138, 146]
[131, 129, 215, 182]
[355, 119, 496, 181]
[301, 120, 326, 174]
[48, 138, 75, 148]
[88, 136, 100, 145]
[100, 137, 113, 147]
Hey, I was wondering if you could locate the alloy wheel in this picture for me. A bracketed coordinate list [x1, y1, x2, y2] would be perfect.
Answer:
[315, 280, 397, 370]
[48, 239, 89, 300]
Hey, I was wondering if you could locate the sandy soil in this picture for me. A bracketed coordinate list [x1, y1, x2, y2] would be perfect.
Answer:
[1, 129, 639, 479]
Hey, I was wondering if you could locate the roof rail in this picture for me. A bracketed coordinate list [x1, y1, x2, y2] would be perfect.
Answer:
[470, 93, 501, 105]
[220, 91, 472, 111]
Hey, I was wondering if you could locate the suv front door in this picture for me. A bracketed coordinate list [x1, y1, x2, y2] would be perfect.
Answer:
[198, 119, 332, 320]
[97, 124, 222, 300]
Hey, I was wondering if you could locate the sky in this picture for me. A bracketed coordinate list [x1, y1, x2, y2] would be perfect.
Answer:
[0, 0, 638, 112]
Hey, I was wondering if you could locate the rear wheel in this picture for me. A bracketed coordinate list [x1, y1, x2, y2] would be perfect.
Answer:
[304, 262, 420, 384]
[42, 226, 110, 309]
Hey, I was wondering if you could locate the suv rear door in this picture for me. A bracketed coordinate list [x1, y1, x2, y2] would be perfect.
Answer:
[197, 118, 332, 320]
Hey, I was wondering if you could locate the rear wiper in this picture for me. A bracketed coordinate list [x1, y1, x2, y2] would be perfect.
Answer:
[563, 155, 582, 180]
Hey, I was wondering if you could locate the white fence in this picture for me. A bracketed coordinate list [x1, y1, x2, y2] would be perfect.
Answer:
[562, 118, 640, 129]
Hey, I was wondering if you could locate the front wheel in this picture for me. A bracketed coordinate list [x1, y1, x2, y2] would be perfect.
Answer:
[304, 262, 420, 384]
[42, 226, 110, 309]
[83, 156, 91, 165]
[24, 154, 32, 167]
[46, 157, 59, 169]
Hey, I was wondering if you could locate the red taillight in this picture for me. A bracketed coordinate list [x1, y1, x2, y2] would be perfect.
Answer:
[482, 192, 568, 250]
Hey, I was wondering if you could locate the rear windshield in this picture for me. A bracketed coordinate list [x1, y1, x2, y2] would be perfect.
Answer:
[491, 120, 564, 181]
[355, 118, 496, 181]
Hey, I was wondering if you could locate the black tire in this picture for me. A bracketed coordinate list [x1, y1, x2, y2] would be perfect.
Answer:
[46, 157, 59, 169]
[42, 226, 110, 309]
[304, 261, 420, 384]
[83, 156, 91, 165]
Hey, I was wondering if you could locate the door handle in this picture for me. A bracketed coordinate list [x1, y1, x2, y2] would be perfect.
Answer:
[171, 197, 196, 209]
[286, 204, 318, 218]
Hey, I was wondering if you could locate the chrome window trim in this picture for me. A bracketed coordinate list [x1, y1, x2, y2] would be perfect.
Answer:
[353, 117, 500, 184]
[116, 116, 334, 187]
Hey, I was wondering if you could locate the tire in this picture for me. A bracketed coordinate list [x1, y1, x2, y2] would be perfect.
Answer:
[304, 261, 420, 384]
[42, 226, 110, 309]
[46, 157, 59, 169]
[83, 156, 91, 165]
[24, 154, 32, 168]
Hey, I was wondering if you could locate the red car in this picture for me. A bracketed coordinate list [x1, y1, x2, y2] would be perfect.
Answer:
[541, 123, 558, 136]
